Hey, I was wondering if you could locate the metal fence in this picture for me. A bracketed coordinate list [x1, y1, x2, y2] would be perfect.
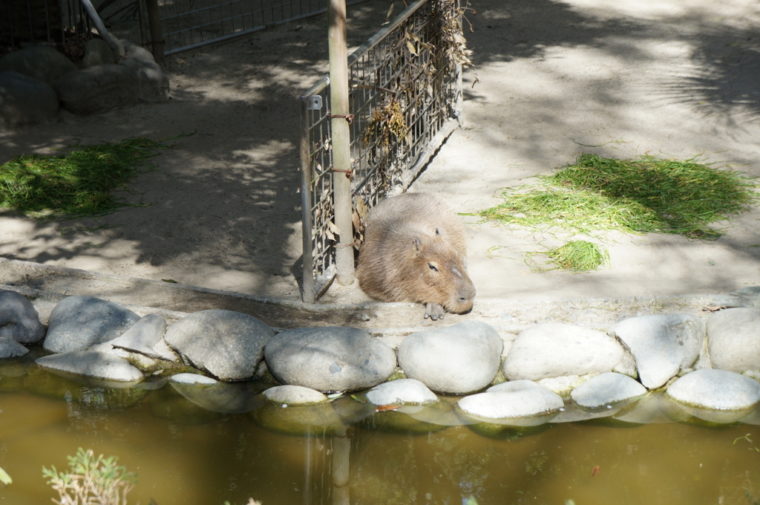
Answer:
[299, 0, 464, 302]
[151, 0, 362, 55]
[1, 0, 94, 53]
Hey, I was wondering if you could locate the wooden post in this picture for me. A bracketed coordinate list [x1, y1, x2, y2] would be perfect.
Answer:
[144, 0, 165, 65]
[328, 0, 355, 286]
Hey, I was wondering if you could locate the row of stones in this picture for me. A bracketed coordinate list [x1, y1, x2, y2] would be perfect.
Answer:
[3, 289, 760, 423]
[0, 41, 168, 128]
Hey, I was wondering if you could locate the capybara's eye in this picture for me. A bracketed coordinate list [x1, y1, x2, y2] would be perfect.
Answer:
[428, 262, 439, 272]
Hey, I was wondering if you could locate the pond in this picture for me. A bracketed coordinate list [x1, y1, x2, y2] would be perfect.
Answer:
[2, 359, 760, 505]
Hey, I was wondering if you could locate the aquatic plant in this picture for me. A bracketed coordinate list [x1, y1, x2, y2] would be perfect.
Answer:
[42, 448, 136, 505]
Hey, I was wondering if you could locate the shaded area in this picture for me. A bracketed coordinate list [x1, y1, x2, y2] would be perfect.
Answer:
[465, 0, 645, 65]
[651, 12, 760, 127]
[463, 0, 760, 139]
[0, 1, 396, 297]
[0, 138, 165, 216]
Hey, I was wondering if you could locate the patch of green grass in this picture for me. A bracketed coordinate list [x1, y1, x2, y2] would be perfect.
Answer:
[545, 240, 609, 272]
[0, 137, 165, 217]
[479, 153, 757, 239]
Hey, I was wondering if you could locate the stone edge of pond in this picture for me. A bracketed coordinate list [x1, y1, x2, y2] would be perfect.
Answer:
[3, 257, 760, 429]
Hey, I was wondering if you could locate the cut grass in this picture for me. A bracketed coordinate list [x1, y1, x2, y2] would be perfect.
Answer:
[0, 137, 165, 218]
[525, 240, 610, 272]
[479, 153, 757, 239]
[546, 240, 609, 272]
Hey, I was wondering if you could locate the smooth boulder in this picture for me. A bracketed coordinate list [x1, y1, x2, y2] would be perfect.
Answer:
[36, 349, 143, 382]
[82, 38, 117, 67]
[165, 309, 274, 381]
[366, 378, 438, 406]
[0, 71, 59, 127]
[0, 336, 29, 358]
[0, 289, 45, 344]
[0, 45, 76, 84]
[43, 296, 140, 353]
[667, 369, 760, 411]
[109, 313, 177, 361]
[265, 326, 395, 393]
[55, 64, 138, 115]
[54, 40, 168, 115]
[503, 322, 634, 380]
[571, 372, 647, 409]
[707, 308, 760, 374]
[262, 385, 328, 405]
[614, 314, 703, 389]
[397, 321, 503, 394]
[458, 380, 564, 422]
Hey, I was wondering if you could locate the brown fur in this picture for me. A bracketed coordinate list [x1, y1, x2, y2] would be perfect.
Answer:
[356, 193, 476, 318]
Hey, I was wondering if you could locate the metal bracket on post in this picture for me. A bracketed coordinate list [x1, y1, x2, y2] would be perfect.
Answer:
[304, 95, 323, 111]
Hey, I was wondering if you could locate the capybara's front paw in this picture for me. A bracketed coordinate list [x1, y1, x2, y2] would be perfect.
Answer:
[424, 302, 446, 321]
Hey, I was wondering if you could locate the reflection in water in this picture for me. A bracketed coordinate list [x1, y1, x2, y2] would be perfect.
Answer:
[2, 366, 760, 505]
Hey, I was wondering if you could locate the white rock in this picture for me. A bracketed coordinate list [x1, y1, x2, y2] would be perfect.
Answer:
[503, 323, 633, 380]
[614, 314, 703, 389]
[169, 373, 218, 385]
[165, 309, 274, 381]
[667, 369, 760, 411]
[36, 350, 143, 382]
[0, 335, 28, 358]
[366, 379, 438, 406]
[265, 326, 396, 393]
[538, 374, 589, 396]
[43, 296, 140, 353]
[262, 385, 328, 405]
[457, 380, 563, 421]
[110, 314, 177, 361]
[571, 372, 647, 409]
[0, 290, 45, 344]
[707, 308, 760, 374]
[397, 321, 503, 394]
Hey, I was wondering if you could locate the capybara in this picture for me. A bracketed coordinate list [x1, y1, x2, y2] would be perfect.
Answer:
[356, 192, 476, 320]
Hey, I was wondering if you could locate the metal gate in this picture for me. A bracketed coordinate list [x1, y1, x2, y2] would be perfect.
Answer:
[151, 0, 364, 55]
[299, 0, 465, 302]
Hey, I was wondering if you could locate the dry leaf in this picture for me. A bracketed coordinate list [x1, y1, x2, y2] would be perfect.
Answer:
[326, 221, 341, 240]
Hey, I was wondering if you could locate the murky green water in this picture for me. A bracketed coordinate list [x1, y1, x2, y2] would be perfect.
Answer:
[3, 360, 760, 505]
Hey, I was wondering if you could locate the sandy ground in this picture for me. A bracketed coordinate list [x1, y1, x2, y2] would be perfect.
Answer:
[1, 0, 760, 305]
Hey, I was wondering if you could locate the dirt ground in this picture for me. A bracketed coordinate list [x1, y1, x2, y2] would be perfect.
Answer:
[2, 0, 760, 306]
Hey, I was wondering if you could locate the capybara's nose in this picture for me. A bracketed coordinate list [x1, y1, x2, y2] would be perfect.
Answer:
[461, 283, 476, 300]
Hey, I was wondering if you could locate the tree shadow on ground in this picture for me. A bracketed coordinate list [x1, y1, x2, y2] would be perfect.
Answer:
[463, 0, 760, 133]
[656, 25, 760, 128]
[0, 0, 396, 298]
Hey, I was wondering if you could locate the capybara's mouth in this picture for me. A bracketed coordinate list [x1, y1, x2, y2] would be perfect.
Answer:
[446, 299, 474, 314]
